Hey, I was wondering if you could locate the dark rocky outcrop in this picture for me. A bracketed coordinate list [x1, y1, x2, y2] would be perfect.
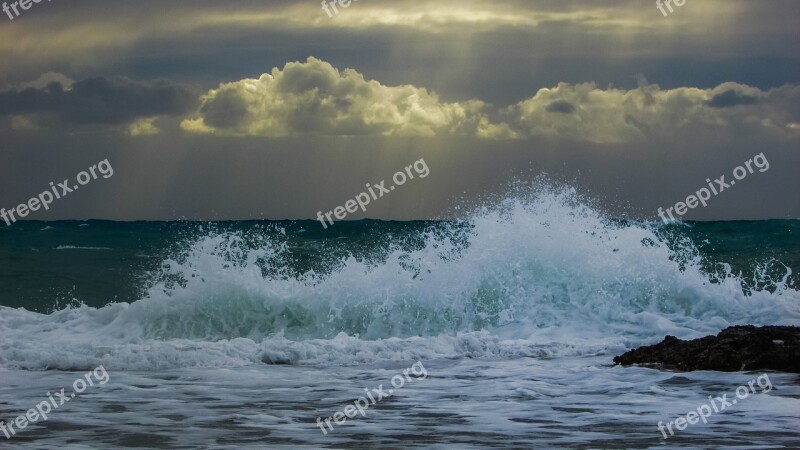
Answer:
[613, 325, 800, 373]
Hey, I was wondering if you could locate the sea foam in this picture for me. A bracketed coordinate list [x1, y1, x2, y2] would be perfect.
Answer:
[1, 187, 797, 370]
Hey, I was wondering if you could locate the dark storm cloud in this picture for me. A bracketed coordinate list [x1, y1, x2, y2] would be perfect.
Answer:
[198, 89, 249, 129]
[706, 89, 761, 108]
[0, 0, 798, 221]
[546, 101, 576, 114]
[0, 77, 198, 126]
[2, 0, 798, 104]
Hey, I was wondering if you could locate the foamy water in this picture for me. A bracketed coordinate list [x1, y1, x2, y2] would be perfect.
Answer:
[1, 188, 798, 447]
[1, 188, 797, 370]
[1, 358, 799, 448]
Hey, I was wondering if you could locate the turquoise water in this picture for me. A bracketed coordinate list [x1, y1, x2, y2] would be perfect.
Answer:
[1, 189, 798, 448]
[1, 219, 797, 314]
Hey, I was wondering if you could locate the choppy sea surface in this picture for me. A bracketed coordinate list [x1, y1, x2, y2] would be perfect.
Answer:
[1, 188, 799, 448]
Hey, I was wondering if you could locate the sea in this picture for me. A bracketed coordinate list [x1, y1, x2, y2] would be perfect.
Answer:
[1, 188, 799, 449]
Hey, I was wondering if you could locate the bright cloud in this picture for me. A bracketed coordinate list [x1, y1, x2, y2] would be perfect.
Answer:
[182, 58, 800, 143]
[502, 80, 800, 143]
[181, 57, 496, 137]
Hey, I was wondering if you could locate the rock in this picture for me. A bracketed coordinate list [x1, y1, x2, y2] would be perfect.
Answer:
[613, 325, 800, 373]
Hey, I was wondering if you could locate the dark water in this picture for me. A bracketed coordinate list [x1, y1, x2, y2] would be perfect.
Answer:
[1, 219, 797, 313]
[1, 195, 799, 448]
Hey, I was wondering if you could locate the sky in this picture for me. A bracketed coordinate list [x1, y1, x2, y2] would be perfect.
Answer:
[0, 0, 798, 221]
